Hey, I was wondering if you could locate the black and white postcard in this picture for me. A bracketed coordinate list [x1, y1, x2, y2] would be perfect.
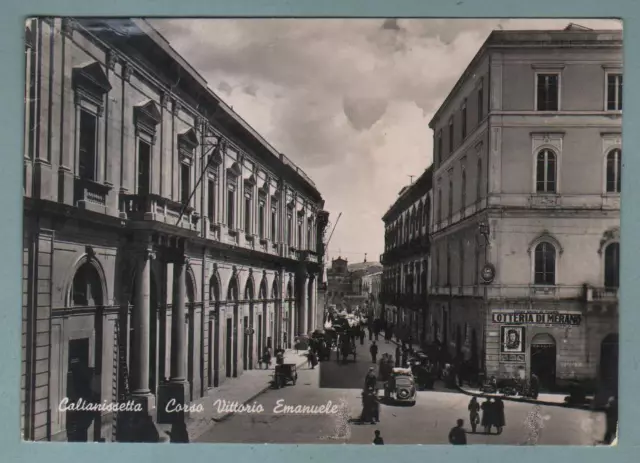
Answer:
[22, 17, 620, 445]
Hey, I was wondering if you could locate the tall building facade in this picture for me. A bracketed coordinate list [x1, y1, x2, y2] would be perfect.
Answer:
[428, 25, 621, 392]
[361, 271, 383, 318]
[22, 18, 327, 442]
[380, 166, 432, 343]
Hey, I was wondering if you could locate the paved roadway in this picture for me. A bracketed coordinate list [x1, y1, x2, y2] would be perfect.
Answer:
[196, 340, 606, 445]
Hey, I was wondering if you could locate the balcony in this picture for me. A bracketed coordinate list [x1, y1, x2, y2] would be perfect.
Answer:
[74, 177, 112, 213]
[120, 193, 200, 231]
[299, 250, 320, 263]
[584, 285, 618, 302]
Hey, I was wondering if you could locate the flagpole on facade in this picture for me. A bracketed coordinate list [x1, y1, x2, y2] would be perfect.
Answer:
[176, 137, 224, 227]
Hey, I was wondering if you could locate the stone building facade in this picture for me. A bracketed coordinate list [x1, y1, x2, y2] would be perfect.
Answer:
[380, 166, 432, 343]
[428, 25, 621, 392]
[22, 18, 328, 442]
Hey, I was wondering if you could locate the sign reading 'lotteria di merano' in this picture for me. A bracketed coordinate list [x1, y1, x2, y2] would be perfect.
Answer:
[492, 311, 582, 326]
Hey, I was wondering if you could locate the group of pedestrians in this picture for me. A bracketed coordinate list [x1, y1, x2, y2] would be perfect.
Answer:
[468, 396, 506, 434]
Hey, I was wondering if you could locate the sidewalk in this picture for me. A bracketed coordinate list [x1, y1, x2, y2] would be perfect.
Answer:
[165, 349, 310, 441]
[383, 332, 589, 408]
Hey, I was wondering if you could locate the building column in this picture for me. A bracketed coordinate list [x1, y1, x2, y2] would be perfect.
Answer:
[308, 275, 317, 333]
[297, 275, 308, 336]
[131, 248, 155, 409]
[170, 257, 188, 382]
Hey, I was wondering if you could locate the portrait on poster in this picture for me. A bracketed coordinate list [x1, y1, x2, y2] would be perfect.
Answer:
[501, 326, 525, 353]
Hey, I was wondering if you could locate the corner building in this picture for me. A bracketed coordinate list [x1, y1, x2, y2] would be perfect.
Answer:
[428, 26, 620, 393]
[380, 167, 432, 344]
[22, 18, 328, 441]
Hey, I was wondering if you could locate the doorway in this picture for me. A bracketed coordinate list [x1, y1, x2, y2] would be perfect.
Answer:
[530, 333, 557, 391]
[243, 315, 249, 370]
[257, 314, 263, 363]
[66, 338, 92, 442]
[208, 318, 213, 388]
[225, 318, 232, 378]
[600, 333, 619, 393]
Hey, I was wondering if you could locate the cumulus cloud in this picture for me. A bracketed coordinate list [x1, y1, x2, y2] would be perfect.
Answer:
[150, 17, 621, 262]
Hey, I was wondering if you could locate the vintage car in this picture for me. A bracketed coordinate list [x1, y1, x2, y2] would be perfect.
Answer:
[384, 368, 417, 405]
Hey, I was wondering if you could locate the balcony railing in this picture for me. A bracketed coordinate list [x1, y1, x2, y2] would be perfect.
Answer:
[584, 285, 619, 302]
[74, 177, 111, 209]
[120, 193, 199, 230]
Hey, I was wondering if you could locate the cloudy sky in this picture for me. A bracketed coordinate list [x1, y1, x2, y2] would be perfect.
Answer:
[151, 18, 621, 264]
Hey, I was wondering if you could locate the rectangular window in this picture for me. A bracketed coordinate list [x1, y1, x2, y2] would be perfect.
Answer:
[606, 74, 623, 111]
[448, 117, 454, 153]
[461, 168, 467, 215]
[137, 140, 151, 196]
[536, 74, 559, 111]
[78, 110, 97, 181]
[448, 179, 454, 219]
[180, 163, 190, 205]
[297, 220, 303, 248]
[227, 187, 235, 229]
[258, 201, 265, 239]
[476, 158, 482, 201]
[446, 242, 451, 286]
[477, 78, 484, 123]
[461, 99, 467, 139]
[474, 245, 480, 285]
[459, 240, 465, 287]
[207, 179, 215, 221]
[307, 219, 313, 250]
[287, 213, 293, 246]
[271, 207, 277, 241]
[244, 194, 252, 233]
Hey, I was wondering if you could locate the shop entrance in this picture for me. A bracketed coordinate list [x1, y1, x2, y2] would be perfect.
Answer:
[530, 333, 557, 391]
[600, 333, 619, 393]
[66, 338, 92, 442]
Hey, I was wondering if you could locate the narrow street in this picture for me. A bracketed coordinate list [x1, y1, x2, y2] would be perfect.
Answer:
[196, 340, 606, 445]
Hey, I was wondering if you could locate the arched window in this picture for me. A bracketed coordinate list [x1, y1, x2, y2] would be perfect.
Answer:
[534, 242, 556, 285]
[227, 276, 239, 301]
[71, 262, 103, 306]
[209, 275, 220, 302]
[606, 149, 622, 193]
[536, 149, 557, 193]
[604, 242, 620, 288]
[244, 278, 254, 301]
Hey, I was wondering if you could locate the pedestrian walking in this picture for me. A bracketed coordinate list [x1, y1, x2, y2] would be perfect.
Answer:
[468, 397, 480, 433]
[395, 346, 401, 367]
[481, 398, 492, 434]
[263, 346, 272, 369]
[368, 326, 373, 341]
[364, 366, 377, 391]
[370, 341, 379, 364]
[359, 329, 365, 346]
[372, 429, 384, 445]
[494, 397, 506, 434]
[530, 373, 540, 399]
[448, 419, 467, 445]
[604, 396, 618, 444]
